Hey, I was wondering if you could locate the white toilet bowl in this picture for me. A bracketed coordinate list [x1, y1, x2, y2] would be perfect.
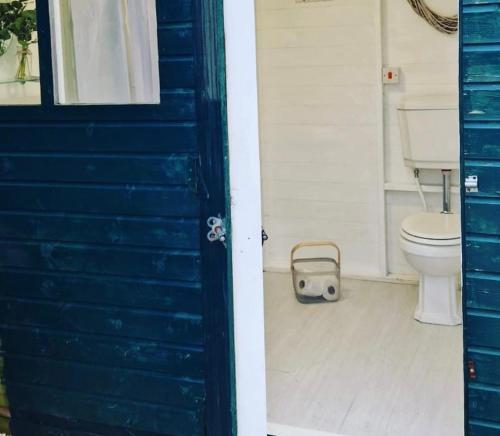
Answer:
[400, 212, 462, 326]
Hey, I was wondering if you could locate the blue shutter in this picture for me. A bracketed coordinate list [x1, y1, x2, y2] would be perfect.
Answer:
[462, 1, 500, 434]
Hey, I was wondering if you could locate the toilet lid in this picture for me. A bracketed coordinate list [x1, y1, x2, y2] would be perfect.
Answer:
[401, 212, 461, 242]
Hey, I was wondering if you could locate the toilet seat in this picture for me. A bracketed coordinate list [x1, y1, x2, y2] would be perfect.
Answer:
[400, 212, 461, 246]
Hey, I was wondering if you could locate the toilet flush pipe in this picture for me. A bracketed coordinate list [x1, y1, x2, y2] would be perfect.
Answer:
[442, 169, 452, 213]
[414, 169, 428, 212]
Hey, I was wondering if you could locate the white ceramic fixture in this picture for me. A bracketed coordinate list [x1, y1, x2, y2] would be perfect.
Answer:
[400, 212, 461, 325]
[398, 95, 459, 170]
[398, 95, 462, 326]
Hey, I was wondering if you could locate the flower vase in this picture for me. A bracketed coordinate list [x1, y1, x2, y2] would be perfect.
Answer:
[16, 45, 31, 82]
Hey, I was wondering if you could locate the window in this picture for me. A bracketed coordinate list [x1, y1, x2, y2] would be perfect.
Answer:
[0, 0, 41, 105]
[49, 0, 160, 105]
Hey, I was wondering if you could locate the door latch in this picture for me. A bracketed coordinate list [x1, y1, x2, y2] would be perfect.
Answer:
[207, 216, 227, 247]
[465, 175, 478, 193]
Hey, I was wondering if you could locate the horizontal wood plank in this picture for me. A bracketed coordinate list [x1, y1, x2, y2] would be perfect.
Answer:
[468, 348, 500, 387]
[469, 420, 500, 436]
[0, 184, 200, 217]
[160, 57, 195, 89]
[0, 241, 201, 281]
[0, 212, 200, 250]
[157, 0, 193, 23]
[464, 162, 500, 198]
[469, 384, 500, 424]
[463, 126, 500, 160]
[0, 298, 203, 345]
[7, 383, 203, 435]
[464, 50, 500, 83]
[10, 420, 103, 436]
[158, 25, 194, 57]
[0, 154, 195, 186]
[466, 310, 500, 349]
[0, 91, 197, 123]
[3, 355, 204, 410]
[466, 273, 500, 311]
[0, 268, 202, 314]
[0, 325, 204, 378]
[465, 237, 500, 274]
[462, 8, 500, 44]
[10, 414, 179, 436]
[465, 200, 500, 236]
[463, 88, 500, 121]
[464, 1, 500, 5]
[0, 123, 197, 153]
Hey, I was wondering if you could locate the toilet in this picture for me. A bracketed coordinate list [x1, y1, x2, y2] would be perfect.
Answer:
[398, 95, 462, 326]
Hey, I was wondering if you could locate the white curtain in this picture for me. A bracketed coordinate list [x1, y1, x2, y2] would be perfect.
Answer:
[50, 0, 160, 105]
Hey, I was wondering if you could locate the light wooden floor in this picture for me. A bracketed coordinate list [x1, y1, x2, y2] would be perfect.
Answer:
[268, 422, 342, 436]
[265, 272, 464, 436]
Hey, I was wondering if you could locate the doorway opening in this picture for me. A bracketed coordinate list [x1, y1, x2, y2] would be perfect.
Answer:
[255, 1, 464, 435]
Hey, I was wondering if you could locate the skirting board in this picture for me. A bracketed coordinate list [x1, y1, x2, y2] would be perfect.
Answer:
[263, 267, 419, 285]
[268, 423, 344, 436]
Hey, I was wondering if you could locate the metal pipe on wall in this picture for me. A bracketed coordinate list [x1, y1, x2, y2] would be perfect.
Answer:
[442, 170, 452, 213]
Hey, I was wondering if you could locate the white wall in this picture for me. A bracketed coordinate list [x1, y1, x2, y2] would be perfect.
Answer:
[383, 0, 459, 275]
[256, 0, 382, 277]
[256, 0, 459, 277]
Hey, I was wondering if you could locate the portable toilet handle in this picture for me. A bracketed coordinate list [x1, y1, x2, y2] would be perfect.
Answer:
[291, 241, 341, 270]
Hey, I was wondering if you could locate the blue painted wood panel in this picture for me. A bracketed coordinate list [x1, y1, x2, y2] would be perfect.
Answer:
[469, 385, 500, 424]
[160, 58, 195, 88]
[0, 0, 234, 434]
[157, 25, 193, 57]
[0, 123, 198, 152]
[0, 154, 196, 185]
[465, 237, 500, 274]
[466, 274, 500, 311]
[8, 383, 203, 435]
[467, 311, 500, 349]
[462, 8, 500, 44]
[465, 201, 500, 235]
[463, 87, 500, 121]
[462, 2, 500, 433]
[468, 349, 500, 386]
[4, 355, 205, 409]
[0, 213, 200, 249]
[470, 421, 500, 436]
[464, 49, 500, 83]
[464, 162, 500, 197]
[463, 126, 500, 160]
[156, 0, 193, 22]
[0, 325, 204, 378]
[0, 184, 199, 216]
[10, 417, 184, 436]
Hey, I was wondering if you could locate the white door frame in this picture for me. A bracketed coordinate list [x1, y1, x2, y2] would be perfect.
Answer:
[224, 0, 268, 435]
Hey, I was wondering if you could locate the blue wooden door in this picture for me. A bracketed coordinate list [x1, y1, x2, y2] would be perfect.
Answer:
[0, 1, 234, 435]
[461, 1, 500, 434]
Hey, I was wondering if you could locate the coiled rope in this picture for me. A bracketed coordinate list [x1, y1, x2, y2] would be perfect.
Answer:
[406, 0, 458, 34]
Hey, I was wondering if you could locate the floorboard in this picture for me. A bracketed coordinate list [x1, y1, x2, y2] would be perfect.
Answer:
[265, 272, 464, 436]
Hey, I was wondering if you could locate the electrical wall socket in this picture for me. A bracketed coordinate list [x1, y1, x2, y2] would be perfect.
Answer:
[383, 67, 401, 84]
